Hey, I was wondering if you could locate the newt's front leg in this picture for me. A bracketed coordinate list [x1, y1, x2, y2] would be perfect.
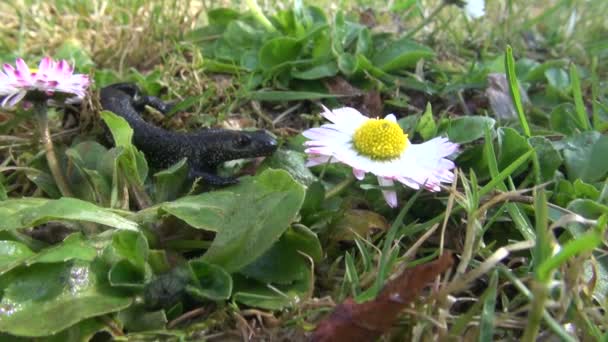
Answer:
[188, 169, 239, 187]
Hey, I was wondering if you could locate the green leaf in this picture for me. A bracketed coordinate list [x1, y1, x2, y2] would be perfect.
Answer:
[43, 318, 107, 342]
[291, 61, 338, 80]
[337, 53, 358, 75]
[0, 197, 138, 231]
[25, 233, 97, 265]
[153, 158, 189, 203]
[160, 169, 305, 273]
[100, 110, 148, 186]
[528, 136, 562, 182]
[496, 127, 532, 172]
[523, 59, 568, 82]
[117, 305, 167, 333]
[0, 241, 34, 276]
[0, 260, 132, 337]
[108, 259, 146, 288]
[258, 37, 302, 70]
[186, 259, 232, 301]
[232, 269, 311, 310]
[545, 68, 570, 92]
[240, 225, 321, 284]
[112, 230, 149, 269]
[550, 103, 580, 134]
[416, 102, 437, 140]
[443, 116, 496, 144]
[261, 149, 316, 186]
[562, 131, 608, 183]
[573, 179, 600, 201]
[371, 38, 434, 72]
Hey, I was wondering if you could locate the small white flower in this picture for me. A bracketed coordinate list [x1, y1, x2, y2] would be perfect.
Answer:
[464, 0, 485, 19]
[303, 106, 458, 207]
[0, 57, 90, 108]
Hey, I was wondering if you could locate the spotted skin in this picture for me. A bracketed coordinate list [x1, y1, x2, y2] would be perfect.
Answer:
[100, 83, 278, 185]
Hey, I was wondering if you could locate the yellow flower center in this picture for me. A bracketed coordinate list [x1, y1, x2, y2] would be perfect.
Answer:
[352, 118, 408, 160]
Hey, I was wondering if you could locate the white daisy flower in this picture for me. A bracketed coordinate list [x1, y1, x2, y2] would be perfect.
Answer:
[464, 0, 485, 19]
[303, 106, 458, 207]
[0, 57, 90, 108]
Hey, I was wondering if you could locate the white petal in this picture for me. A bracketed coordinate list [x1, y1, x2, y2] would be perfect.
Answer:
[378, 177, 398, 208]
[384, 114, 397, 122]
[464, 0, 485, 19]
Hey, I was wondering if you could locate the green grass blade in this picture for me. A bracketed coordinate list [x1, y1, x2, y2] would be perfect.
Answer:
[505, 46, 531, 137]
[569, 63, 591, 130]
[479, 270, 498, 342]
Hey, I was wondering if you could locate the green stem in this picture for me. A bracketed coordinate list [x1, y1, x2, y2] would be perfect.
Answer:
[245, 0, 276, 32]
[34, 103, 73, 197]
[522, 281, 548, 342]
[324, 175, 354, 199]
[406, 2, 448, 38]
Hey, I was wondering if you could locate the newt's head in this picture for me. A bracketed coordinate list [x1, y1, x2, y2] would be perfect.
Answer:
[193, 129, 278, 166]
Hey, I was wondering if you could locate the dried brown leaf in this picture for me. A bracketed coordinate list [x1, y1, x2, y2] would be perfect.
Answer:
[311, 252, 454, 342]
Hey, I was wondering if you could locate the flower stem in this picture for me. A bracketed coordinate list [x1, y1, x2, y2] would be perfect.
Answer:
[34, 103, 73, 197]
[406, 2, 448, 38]
[245, 0, 276, 32]
[325, 175, 354, 200]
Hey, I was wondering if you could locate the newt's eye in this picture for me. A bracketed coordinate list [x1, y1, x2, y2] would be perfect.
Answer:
[234, 135, 251, 148]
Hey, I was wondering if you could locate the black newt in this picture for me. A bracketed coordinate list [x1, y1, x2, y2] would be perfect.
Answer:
[100, 83, 277, 185]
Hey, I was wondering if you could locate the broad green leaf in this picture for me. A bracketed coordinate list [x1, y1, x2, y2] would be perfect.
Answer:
[562, 131, 608, 183]
[0, 260, 132, 337]
[25, 233, 96, 265]
[496, 127, 531, 172]
[112, 230, 149, 269]
[43, 318, 107, 342]
[258, 37, 302, 70]
[186, 259, 232, 301]
[528, 136, 562, 182]
[0, 197, 138, 231]
[371, 38, 434, 72]
[143, 267, 190, 310]
[545, 68, 570, 92]
[232, 269, 311, 310]
[550, 103, 581, 134]
[108, 260, 146, 288]
[160, 169, 305, 272]
[572, 179, 600, 200]
[291, 61, 338, 80]
[65, 141, 112, 204]
[443, 116, 496, 144]
[153, 158, 189, 203]
[337, 53, 358, 75]
[523, 59, 567, 82]
[100, 110, 148, 186]
[240, 225, 321, 284]
[0, 241, 34, 276]
[261, 149, 316, 186]
[117, 305, 167, 333]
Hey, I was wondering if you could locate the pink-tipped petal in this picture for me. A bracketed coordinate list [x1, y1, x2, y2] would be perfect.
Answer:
[378, 177, 398, 207]
[353, 168, 365, 180]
